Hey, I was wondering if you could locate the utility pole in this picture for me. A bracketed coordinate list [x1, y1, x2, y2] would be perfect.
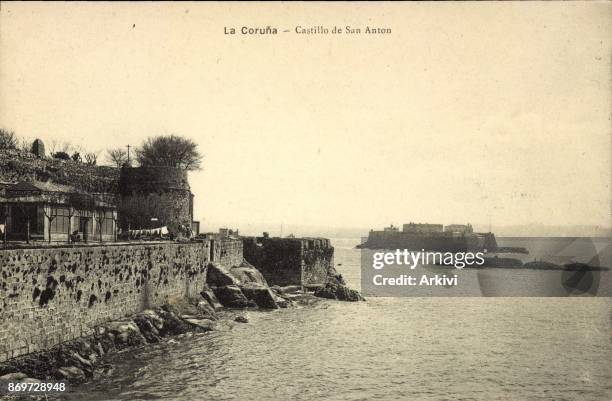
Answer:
[126, 144, 131, 166]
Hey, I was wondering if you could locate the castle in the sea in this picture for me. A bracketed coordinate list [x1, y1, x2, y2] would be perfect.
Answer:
[358, 222, 498, 251]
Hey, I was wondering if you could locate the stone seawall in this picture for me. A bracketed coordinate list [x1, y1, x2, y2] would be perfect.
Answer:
[0, 242, 209, 363]
[242, 237, 334, 287]
[0, 236, 364, 385]
[217, 238, 244, 268]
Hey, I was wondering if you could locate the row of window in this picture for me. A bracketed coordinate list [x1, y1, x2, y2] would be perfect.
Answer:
[49, 207, 114, 235]
[50, 216, 114, 234]
[48, 207, 113, 219]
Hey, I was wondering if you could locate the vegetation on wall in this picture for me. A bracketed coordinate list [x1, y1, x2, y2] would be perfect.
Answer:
[1, 129, 202, 172]
[136, 135, 202, 171]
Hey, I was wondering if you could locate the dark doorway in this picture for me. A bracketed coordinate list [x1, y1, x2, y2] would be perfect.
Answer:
[10, 204, 42, 240]
[79, 217, 89, 242]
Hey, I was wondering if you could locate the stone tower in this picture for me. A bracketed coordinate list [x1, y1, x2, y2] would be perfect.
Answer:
[118, 166, 194, 234]
[31, 139, 45, 158]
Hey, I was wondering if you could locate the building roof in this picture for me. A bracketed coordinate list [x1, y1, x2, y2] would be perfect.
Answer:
[7, 181, 78, 195]
[1, 181, 116, 209]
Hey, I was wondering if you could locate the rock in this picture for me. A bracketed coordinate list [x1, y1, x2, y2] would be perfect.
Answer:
[207, 260, 269, 288]
[21, 378, 42, 384]
[273, 294, 293, 308]
[234, 315, 249, 323]
[482, 257, 523, 268]
[271, 285, 301, 294]
[73, 339, 93, 356]
[141, 309, 165, 330]
[211, 285, 251, 308]
[183, 318, 215, 331]
[206, 263, 239, 286]
[71, 352, 93, 369]
[314, 283, 365, 302]
[304, 284, 325, 292]
[133, 313, 162, 343]
[268, 286, 296, 307]
[104, 321, 147, 349]
[96, 364, 114, 378]
[196, 300, 218, 320]
[229, 261, 268, 286]
[96, 342, 105, 356]
[156, 308, 191, 336]
[327, 266, 346, 285]
[524, 261, 560, 269]
[57, 366, 86, 382]
[563, 262, 603, 270]
[239, 284, 279, 309]
[200, 285, 224, 311]
[313, 285, 337, 300]
[335, 286, 364, 302]
[95, 334, 115, 355]
[0, 372, 28, 381]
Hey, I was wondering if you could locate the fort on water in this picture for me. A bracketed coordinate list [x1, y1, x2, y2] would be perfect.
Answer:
[358, 222, 498, 252]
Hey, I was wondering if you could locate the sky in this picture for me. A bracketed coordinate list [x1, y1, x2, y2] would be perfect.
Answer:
[1, 2, 610, 236]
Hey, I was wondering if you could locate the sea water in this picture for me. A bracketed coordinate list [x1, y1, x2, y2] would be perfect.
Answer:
[65, 238, 612, 401]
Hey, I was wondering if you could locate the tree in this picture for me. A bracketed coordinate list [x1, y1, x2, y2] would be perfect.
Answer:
[106, 148, 129, 168]
[84, 152, 98, 165]
[49, 140, 72, 155]
[53, 151, 70, 160]
[71, 152, 82, 162]
[21, 138, 34, 153]
[136, 134, 202, 170]
[0, 129, 18, 150]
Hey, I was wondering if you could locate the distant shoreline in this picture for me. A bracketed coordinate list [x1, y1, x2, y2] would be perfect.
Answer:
[432, 260, 610, 272]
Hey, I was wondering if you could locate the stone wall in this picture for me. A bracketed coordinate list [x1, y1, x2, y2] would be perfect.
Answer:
[242, 237, 334, 287]
[217, 238, 244, 267]
[195, 237, 244, 268]
[302, 239, 335, 286]
[0, 242, 210, 362]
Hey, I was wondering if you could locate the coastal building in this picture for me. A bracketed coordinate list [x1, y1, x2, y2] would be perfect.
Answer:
[0, 180, 117, 242]
[218, 227, 239, 237]
[444, 224, 473, 234]
[0, 149, 201, 240]
[402, 222, 443, 234]
[361, 221, 497, 251]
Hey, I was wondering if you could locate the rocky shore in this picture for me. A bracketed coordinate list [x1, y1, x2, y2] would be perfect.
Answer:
[0, 260, 363, 395]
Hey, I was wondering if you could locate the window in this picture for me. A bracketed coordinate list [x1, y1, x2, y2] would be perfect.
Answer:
[98, 210, 114, 236]
[10, 205, 40, 234]
[50, 207, 71, 234]
[101, 217, 114, 235]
